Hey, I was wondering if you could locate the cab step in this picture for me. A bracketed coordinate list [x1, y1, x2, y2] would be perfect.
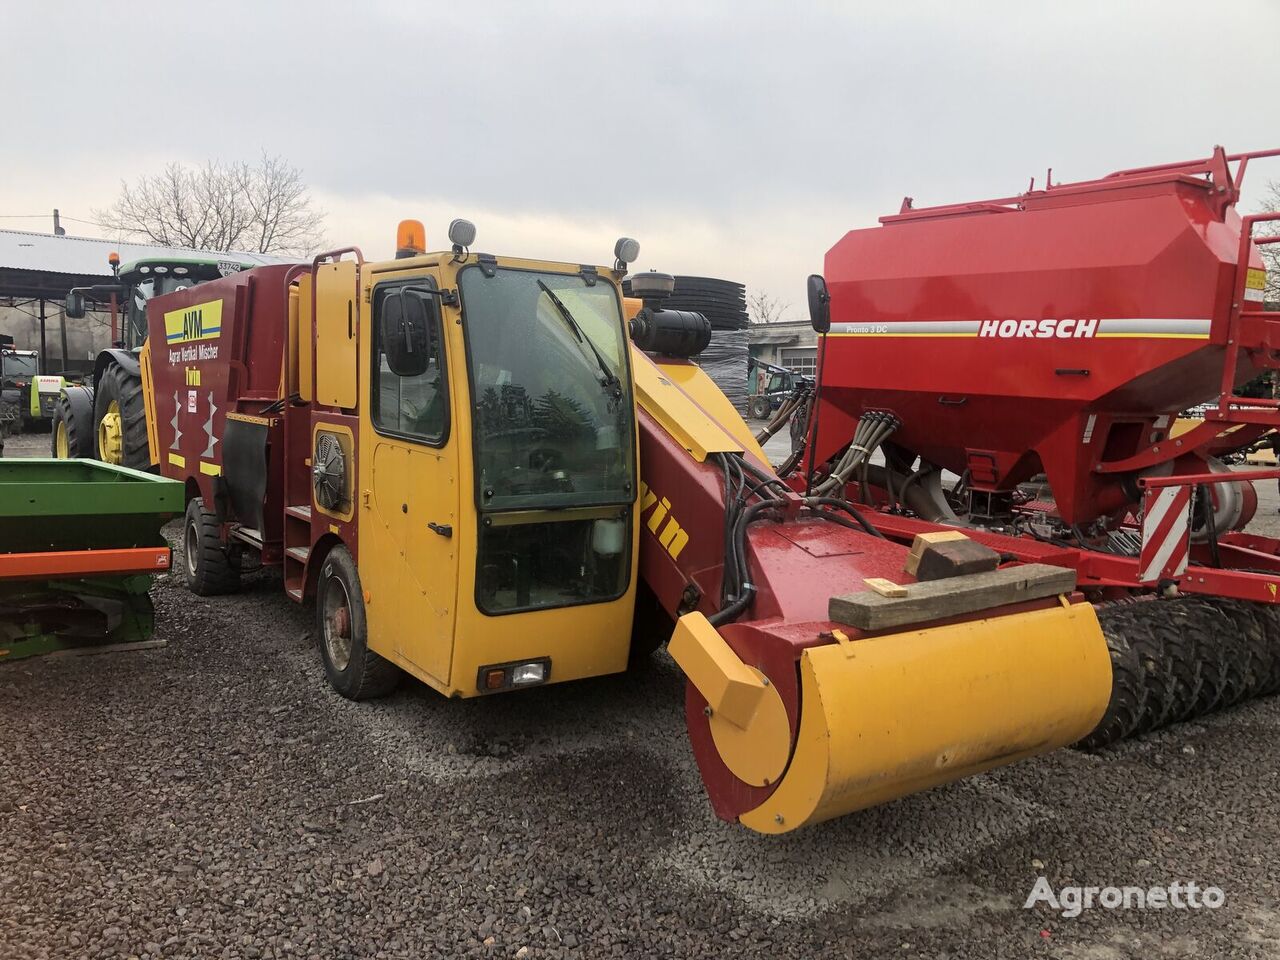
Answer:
[231, 526, 264, 549]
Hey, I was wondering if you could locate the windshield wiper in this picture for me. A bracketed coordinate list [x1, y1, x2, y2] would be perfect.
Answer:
[537, 280, 622, 401]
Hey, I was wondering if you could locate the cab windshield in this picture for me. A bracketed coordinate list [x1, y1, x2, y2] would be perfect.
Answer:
[1, 353, 37, 378]
[459, 267, 634, 512]
[126, 274, 198, 348]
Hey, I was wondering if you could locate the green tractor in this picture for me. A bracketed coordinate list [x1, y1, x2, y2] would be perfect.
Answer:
[0, 343, 39, 439]
[57, 256, 264, 467]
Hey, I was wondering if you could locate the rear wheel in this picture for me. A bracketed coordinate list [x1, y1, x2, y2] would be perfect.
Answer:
[316, 546, 400, 699]
[183, 498, 240, 596]
[50, 386, 94, 458]
[94, 360, 149, 469]
[748, 396, 771, 420]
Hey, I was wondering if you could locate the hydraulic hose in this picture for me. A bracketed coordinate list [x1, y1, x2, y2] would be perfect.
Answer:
[709, 499, 779, 627]
[754, 388, 809, 445]
[813, 411, 900, 499]
[803, 496, 886, 538]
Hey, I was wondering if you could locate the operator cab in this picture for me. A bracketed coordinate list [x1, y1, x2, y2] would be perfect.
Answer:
[455, 263, 635, 612]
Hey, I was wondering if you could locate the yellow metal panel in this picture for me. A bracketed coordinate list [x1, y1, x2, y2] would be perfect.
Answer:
[631, 349, 742, 463]
[199, 461, 222, 477]
[138, 339, 160, 467]
[296, 280, 313, 403]
[162, 298, 222, 345]
[656, 359, 769, 464]
[739, 601, 1111, 834]
[668, 612, 765, 729]
[708, 666, 791, 787]
[314, 261, 357, 408]
[357, 269, 460, 686]
[359, 442, 408, 665]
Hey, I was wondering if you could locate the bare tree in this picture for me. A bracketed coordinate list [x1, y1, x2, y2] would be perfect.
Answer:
[1260, 179, 1280, 304]
[96, 154, 326, 256]
[748, 290, 791, 325]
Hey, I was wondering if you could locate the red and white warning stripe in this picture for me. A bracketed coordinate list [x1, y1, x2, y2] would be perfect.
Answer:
[1139, 485, 1193, 583]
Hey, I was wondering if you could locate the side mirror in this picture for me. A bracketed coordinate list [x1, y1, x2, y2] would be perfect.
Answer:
[381, 291, 432, 377]
[807, 274, 831, 333]
[66, 291, 86, 319]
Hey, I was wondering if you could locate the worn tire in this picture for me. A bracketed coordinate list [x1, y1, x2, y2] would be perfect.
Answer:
[94, 360, 150, 469]
[1153, 599, 1206, 724]
[1207, 599, 1261, 709]
[1076, 604, 1150, 750]
[316, 545, 400, 699]
[50, 385, 94, 459]
[1122, 609, 1179, 734]
[748, 397, 771, 421]
[1253, 603, 1280, 696]
[183, 498, 240, 596]
[1180, 598, 1233, 716]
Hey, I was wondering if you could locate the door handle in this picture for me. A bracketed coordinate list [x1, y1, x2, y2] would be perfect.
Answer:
[428, 522, 453, 538]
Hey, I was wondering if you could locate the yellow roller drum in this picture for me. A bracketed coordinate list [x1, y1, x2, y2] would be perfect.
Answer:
[739, 601, 1111, 834]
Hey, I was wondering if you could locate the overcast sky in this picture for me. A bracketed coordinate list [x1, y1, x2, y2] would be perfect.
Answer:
[3, 0, 1278, 317]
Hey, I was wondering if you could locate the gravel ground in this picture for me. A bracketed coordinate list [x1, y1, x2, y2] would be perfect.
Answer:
[5, 428, 1280, 958]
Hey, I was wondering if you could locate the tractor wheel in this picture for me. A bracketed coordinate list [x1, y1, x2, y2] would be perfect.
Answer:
[94, 360, 150, 470]
[182, 498, 240, 597]
[316, 545, 400, 699]
[50, 385, 95, 459]
[748, 397, 772, 421]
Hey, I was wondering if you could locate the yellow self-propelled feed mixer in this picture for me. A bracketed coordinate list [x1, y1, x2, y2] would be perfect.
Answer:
[54, 220, 1111, 832]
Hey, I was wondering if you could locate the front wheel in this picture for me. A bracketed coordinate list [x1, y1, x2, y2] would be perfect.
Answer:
[51, 385, 95, 458]
[316, 546, 400, 700]
[94, 360, 149, 469]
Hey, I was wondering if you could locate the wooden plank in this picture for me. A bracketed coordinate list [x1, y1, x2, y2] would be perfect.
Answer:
[863, 577, 909, 598]
[829, 563, 1077, 632]
[904, 530, 970, 576]
[915, 538, 1000, 581]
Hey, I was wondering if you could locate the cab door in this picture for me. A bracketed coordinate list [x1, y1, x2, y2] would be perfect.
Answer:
[363, 274, 459, 685]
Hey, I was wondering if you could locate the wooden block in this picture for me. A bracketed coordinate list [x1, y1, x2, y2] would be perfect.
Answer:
[863, 577, 909, 598]
[915, 538, 1001, 582]
[829, 563, 1076, 632]
[905, 530, 970, 576]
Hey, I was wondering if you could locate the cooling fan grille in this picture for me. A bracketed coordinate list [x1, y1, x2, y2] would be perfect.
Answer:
[313, 432, 348, 511]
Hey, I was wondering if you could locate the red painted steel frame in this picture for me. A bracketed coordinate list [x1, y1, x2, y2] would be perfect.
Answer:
[867, 511, 1280, 606]
[1139, 467, 1280, 489]
[635, 392, 1071, 823]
